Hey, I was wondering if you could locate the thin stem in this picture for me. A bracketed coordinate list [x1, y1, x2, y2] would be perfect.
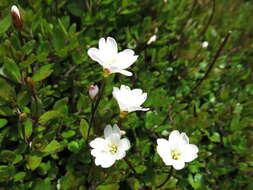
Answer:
[87, 78, 107, 140]
[124, 157, 146, 186]
[87, 101, 95, 140]
[190, 31, 232, 92]
[156, 166, 173, 189]
[199, 0, 216, 37]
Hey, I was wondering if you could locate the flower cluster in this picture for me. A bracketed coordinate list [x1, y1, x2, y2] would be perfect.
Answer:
[87, 37, 198, 170]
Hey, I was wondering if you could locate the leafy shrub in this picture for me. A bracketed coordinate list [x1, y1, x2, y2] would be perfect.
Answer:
[0, 0, 253, 189]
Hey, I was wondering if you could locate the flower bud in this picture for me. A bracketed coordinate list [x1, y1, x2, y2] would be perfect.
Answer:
[88, 85, 99, 100]
[11, 5, 23, 30]
[147, 35, 157, 45]
[26, 77, 35, 89]
[19, 112, 28, 122]
[202, 41, 209, 48]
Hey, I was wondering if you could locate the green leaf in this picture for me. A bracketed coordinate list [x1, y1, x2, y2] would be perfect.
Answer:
[0, 14, 11, 34]
[33, 178, 51, 190]
[22, 40, 36, 55]
[0, 119, 8, 128]
[80, 119, 89, 139]
[39, 110, 63, 124]
[0, 165, 16, 182]
[0, 78, 15, 102]
[14, 172, 26, 182]
[42, 140, 61, 153]
[209, 132, 221, 143]
[32, 64, 54, 82]
[24, 119, 33, 139]
[67, 141, 80, 153]
[3, 57, 21, 83]
[62, 130, 76, 138]
[0, 150, 16, 163]
[27, 154, 42, 170]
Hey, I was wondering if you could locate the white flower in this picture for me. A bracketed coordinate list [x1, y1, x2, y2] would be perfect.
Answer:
[87, 37, 138, 76]
[113, 85, 150, 114]
[202, 41, 209, 48]
[11, 5, 20, 19]
[147, 35, 157, 45]
[157, 130, 199, 170]
[88, 85, 99, 100]
[90, 124, 130, 168]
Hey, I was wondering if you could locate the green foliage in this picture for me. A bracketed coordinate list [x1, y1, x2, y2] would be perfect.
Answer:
[0, 0, 253, 189]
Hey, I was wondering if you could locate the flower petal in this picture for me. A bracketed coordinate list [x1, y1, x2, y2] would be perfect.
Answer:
[119, 138, 130, 151]
[90, 138, 106, 149]
[181, 133, 189, 144]
[106, 37, 118, 54]
[94, 153, 116, 168]
[157, 138, 172, 165]
[181, 144, 199, 162]
[115, 49, 138, 69]
[116, 149, 126, 160]
[107, 133, 121, 144]
[172, 161, 185, 170]
[87, 48, 104, 65]
[99, 38, 106, 50]
[112, 124, 121, 135]
[104, 125, 113, 138]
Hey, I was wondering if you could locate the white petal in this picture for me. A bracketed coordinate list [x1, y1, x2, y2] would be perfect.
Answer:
[169, 130, 181, 143]
[119, 138, 130, 151]
[173, 161, 185, 170]
[181, 133, 189, 144]
[94, 153, 116, 168]
[116, 149, 126, 160]
[107, 133, 121, 144]
[90, 138, 106, 149]
[182, 144, 199, 162]
[87, 48, 104, 65]
[106, 37, 118, 54]
[104, 125, 113, 138]
[157, 138, 172, 165]
[99, 38, 106, 50]
[115, 49, 138, 69]
[132, 89, 143, 96]
[112, 124, 121, 135]
[117, 69, 133, 76]
[138, 93, 148, 106]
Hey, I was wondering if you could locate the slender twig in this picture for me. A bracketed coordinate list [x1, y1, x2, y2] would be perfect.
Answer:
[156, 166, 173, 189]
[87, 101, 95, 140]
[190, 31, 232, 92]
[180, 0, 198, 34]
[124, 157, 146, 186]
[199, 0, 216, 37]
[87, 78, 107, 140]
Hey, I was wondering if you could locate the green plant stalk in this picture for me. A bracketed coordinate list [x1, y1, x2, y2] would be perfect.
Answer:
[199, 0, 216, 37]
[124, 157, 146, 187]
[156, 166, 173, 189]
[191, 31, 232, 92]
[87, 77, 107, 140]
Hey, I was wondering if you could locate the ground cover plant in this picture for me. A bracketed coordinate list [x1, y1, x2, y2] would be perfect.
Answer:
[0, 0, 253, 189]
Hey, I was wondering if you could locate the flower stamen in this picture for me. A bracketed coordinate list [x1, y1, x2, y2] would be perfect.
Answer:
[108, 143, 118, 155]
[171, 150, 181, 160]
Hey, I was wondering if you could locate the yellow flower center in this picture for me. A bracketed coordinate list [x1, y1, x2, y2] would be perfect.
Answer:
[109, 58, 117, 65]
[171, 149, 181, 160]
[108, 143, 118, 155]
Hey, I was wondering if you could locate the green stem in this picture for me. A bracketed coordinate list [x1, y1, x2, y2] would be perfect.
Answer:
[124, 157, 146, 187]
[190, 31, 232, 92]
[87, 78, 107, 140]
[156, 166, 173, 189]
[199, 0, 216, 37]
